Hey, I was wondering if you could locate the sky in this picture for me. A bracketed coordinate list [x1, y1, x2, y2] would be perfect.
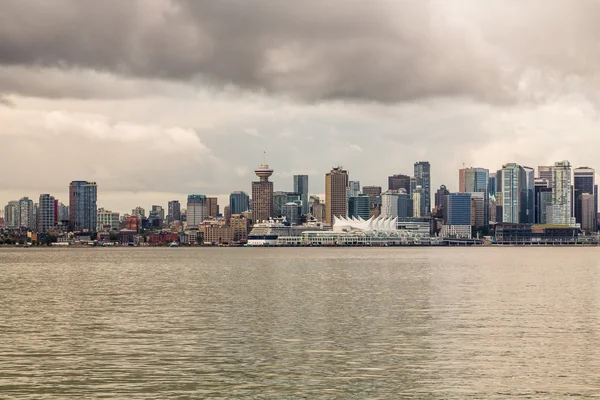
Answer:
[2, 0, 600, 214]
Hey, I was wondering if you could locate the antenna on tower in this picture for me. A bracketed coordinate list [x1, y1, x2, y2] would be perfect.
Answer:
[263, 150, 267, 165]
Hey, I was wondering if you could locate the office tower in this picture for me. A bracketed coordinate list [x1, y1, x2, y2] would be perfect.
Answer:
[224, 205, 231, 223]
[348, 194, 370, 220]
[388, 174, 411, 192]
[325, 167, 348, 225]
[522, 167, 535, 224]
[206, 198, 219, 218]
[38, 194, 56, 233]
[549, 161, 574, 226]
[132, 206, 146, 220]
[293, 175, 309, 215]
[443, 193, 472, 225]
[470, 192, 485, 227]
[229, 191, 250, 215]
[252, 163, 274, 223]
[459, 168, 467, 193]
[414, 161, 431, 215]
[168, 200, 181, 223]
[347, 181, 361, 198]
[574, 167, 597, 232]
[488, 173, 497, 198]
[538, 166, 553, 188]
[535, 178, 552, 224]
[435, 185, 450, 211]
[580, 193, 596, 232]
[17, 197, 34, 230]
[500, 163, 526, 223]
[4, 201, 19, 229]
[272, 191, 288, 217]
[412, 186, 424, 217]
[362, 185, 382, 217]
[463, 167, 490, 224]
[310, 196, 326, 222]
[381, 191, 400, 218]
[97, 208, 120, 231]
[69, 181, 97, 232]
[230, 214, 250, 242]
[187, 195, 207, 228]
[281, 202, 301, 225]
[152, 205, 165, 222]
[495, 169, 503, 222]
[410, 176, 420, 195]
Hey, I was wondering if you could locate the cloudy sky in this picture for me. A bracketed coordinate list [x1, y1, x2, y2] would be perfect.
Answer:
[2, 0, 600, 213]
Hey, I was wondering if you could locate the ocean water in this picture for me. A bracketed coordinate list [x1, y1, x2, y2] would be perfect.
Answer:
[1, 247, 599, 399]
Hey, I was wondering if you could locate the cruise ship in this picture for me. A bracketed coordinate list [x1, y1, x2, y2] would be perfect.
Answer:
[247, 218, 331, 246]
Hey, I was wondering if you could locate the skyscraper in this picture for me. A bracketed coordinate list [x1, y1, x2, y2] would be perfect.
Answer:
[414, 161, 431, 215]
[549, 161, 574, 226]
[574, 167, 597, 232]
[522, 167, 535, 224]
[363, 185, 382, 217]
[581, 193, 596, 233]
[458, 168, 467, 193]
[69, 181, 98, 232]
[38, 194, 56, 233]
[229, 191, 250, 215]
[443, 193, 472, 225]
[535, 178, 552, 224]
[281, 202, 301, 225]
[501, 163, 525, 223]
[4, 201, 19, 229]
[463, 167, 490, 224]
[325, 167, 348, 225]
[293, 175, 309, 215]
[348, 194, 370, 220]
[187, 195, 207, 228]
[252, 163, 274, 223]
[168, 200, 181, 223]
[206, 197, 219, 217]
[18, 197, 34, 230]
[538, 165, 553, 188]
[435, 185, 450, 210]
[388, 174, 411, 192]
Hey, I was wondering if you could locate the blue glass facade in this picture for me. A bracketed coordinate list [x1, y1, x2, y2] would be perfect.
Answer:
[443, 193, 472, 225]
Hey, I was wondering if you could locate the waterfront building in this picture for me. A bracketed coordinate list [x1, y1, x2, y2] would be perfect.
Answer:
[18, 197, 35, 230]
[206, 197, 219, 218]
[187, 194, 207, 228]
[388, 174, 411, 192]
[325, 167, 348, 225]
[252, 163, 274, 223]
[281, 202, 301, 225]
[97, 208, 120, 231]
[68, 181, 97, 232]
[538, 165, 553, 188]
[230, 214, 250, 243]
[574, 167, 597, 232]
[204, 225, 234, 245]
[293, 175, 309, 215]
[38, 194, 56, 233]
[412, 186, 424, 217]
[4, 201, 19, 229]
[549, 161, 575, 226]
[348, 194, 370, 220]
[229, 191, 250, 215]
[535, 178, 552, 224]
[414, 161, 431, 215]
[501, 163, 526, 223]
[443, 193, 472, 226]
[168, 200, 181, 223]
[440, 225, 472, 239]
[495, 223, 578, 244]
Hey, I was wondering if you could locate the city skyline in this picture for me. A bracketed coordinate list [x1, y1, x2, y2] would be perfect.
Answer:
[3, 2, 600, 213]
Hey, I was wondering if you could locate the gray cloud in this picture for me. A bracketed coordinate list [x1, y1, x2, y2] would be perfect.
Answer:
[2, 0, 583, 103]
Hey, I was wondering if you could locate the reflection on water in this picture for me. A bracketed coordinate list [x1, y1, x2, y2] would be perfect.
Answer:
[1, 247, 599, 398]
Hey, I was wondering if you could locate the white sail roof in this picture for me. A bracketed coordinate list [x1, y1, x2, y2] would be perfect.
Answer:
[333, 215, 398, 232]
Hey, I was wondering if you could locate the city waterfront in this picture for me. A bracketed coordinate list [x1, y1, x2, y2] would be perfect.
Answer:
[1, 247, 599, 398]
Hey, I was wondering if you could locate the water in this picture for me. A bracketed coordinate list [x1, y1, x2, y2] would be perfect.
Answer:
[1, 247, 600, 399]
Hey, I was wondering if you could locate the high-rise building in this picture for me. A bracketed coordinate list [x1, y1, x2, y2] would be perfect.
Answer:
[549, 161, 575, 226]
[206, 197, 219, 218]
[574, 167, 597, 232]
[273, 191, 288, 217]
[463, 167, 490, 224]
[488, 173, 497, 199]
[4, 201, 19, 229]
[522, 167, 535, 224]
[348, 194, 370, 220]
[435, 185, 450, 211]
[229, 191, 250, 215]
[293, 175, 309, 215]
[495, 169, 503, 223]
[535, 178, 552, 224]
[168, 200, 181, 223]
[152, 205, 165, 223]
[388, 174, 411, 192]
[281, 202, 301, 225]
[309, 196, 326, 222]
[187, 195, 207, 228]
[538, 166, 553, 188]
[16, 197, 34, 230]
[230, 214, 250, 242]
[252, 163, 274, 223]
[414, 161, 431, 215]
[132, 206, 145, 220]
[38, 194, 56, 233]
[69, 181, 97, 232]
[443, 193, 472, 225]
[381, 191, 400, 218]
[347, 181, 361, 198]
[97, 208, 120, 231]
[412, 186, 424, 217]
[362, 185, 382, 217]
[501, 163, 525, 223]
[459, 168, 467, 193]
[470, 192, 485, 228]
[581, 193, 596, 233]
[325, 167, 348, 225]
